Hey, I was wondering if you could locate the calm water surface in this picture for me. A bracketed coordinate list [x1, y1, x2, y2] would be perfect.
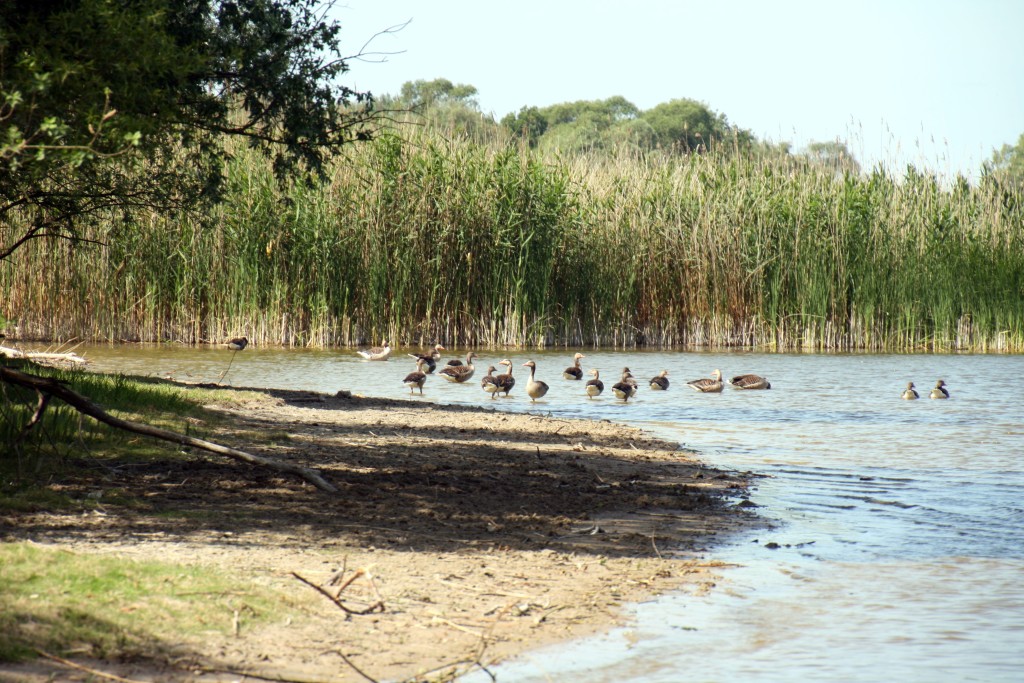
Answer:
[79, 345, 1024, 682]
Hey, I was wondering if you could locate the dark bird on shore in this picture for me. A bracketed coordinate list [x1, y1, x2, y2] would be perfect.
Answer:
[562, 352, 586, 380]
[649, 369, 670, 391]
[730, 373, 771, 390]
[439, 352, 477, 383]
[403, 358, 428, 395]
[522, 360, 549, 402]
[585, 368, 604, 398]
[408, 344, 445, 373]
[929, 379, 950, 399]
[901, 381, 920, 400]
[356, 340, 391, 361]
[481, 365, 501, 399]
[687, 369, 724, 393]
[612, 368, 638, 402]
[495, 358, 516, 396]
[218, 336, 248, 384]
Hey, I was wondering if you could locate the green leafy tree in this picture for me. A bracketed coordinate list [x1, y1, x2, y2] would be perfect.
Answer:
[528, 97, 640, 154]
[640, 98, 732, 152]
[395, 78, 479, 110]
[0, 0, 377, 261]
[802, 140, 861, 175]
[986, 133, 1024, 183]
[501, 106, 548, 148]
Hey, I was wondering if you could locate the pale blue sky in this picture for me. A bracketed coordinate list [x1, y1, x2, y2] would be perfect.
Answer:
[334, 0, 1023, 181]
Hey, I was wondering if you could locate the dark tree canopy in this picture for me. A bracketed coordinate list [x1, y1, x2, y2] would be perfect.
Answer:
[0, 0, 377, 260]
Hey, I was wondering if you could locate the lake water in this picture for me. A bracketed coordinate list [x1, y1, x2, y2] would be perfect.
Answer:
[77, 344, 1024, 682]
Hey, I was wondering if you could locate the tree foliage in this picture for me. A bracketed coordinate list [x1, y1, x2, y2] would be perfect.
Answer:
[0, 0, 377, 260]
[986, 133, 1024, 184]
[800, 140, 861, 175]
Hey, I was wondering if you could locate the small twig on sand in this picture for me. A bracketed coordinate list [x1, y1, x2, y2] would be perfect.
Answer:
[329, 649, 380, 683]
[33, 649, 145, 683]
[291, 572, 385, 616]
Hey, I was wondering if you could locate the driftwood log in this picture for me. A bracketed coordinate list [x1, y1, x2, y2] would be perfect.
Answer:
[0, 365, 338, 493]
[0, 344, 87, 364]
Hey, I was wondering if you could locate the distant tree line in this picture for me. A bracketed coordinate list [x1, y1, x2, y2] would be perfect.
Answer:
[379, 78, 861, 174]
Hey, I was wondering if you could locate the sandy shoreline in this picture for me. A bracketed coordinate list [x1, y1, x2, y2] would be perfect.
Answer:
[1, 385, 760, 682]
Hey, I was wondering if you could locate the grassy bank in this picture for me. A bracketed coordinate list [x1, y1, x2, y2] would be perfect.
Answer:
[2, 126, 1022, 350]
[0, 543, 287, 663]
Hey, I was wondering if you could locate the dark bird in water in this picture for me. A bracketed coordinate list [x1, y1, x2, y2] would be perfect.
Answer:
[612, 368, 638, 402]
[730, 373, 771, 390]
[481, 365, 501, 399]
[687, 369, 724, 393]
[522, 360, 549, 402]
[408, 344, 445, 373]
[929, 379, 950, 399]
[403, 358, 428, 395]
[901, 381, 920, 400]
[585, 368, 604, 398]
[495, 358, 516, 396]
[562, 352, 586, 380]
[356, 340, 391, 361]
[218, 336, 248, 384]
[439, 352, 478, 383]
[649, 369, 670, 391]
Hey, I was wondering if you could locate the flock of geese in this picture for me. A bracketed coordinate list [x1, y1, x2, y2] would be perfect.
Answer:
[354, 341, 774, 403]
[222, 337, 951, 402]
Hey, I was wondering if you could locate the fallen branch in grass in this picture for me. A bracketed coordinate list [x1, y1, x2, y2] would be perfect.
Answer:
[0, 365, 338, 493]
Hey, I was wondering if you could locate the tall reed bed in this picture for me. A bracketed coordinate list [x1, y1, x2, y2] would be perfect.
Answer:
[2, 127, 1022, 350]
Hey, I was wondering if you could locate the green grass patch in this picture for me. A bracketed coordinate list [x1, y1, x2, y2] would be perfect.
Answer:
[1, 364, 250, 488]
[0, 542, 289, 662]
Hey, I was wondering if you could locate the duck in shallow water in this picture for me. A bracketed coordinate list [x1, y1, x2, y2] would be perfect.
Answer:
[585, 369, 604, 398]
[522, 360, 549, 402]
[439, 351, 477, 383]
[901, 381, 920, 400]
[929, 379, 950, 399]
[562, 352, 586, 380]
[494, 359, 516, 396]
[403, 358, 428, 395]
[356, 340, 391, 361]
[687, 369, 723, 393]
[730, 373, 771, 390]
[649, 369, 670, 391]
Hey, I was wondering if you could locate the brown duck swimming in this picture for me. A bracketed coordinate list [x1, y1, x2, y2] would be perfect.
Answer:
[730, 373, 771, 390]
[563, 352, 586, 380]
[357, 340, 391, 361]
[901, 381, 920, 400]
[929, 379, 950, 399]
[439, 351, 477, 383]
[687, 369, 724, 393]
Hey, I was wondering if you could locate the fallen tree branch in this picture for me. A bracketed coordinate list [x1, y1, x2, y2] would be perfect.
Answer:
[1, 344, 87, 364]
[12, 389, 51, 447]
[33, 649, 146, 683]
[291, 572, 385, 616]
[0, 366, 338, 493]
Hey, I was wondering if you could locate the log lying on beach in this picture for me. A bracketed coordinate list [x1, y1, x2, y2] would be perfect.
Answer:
[0, 344, 87, 365]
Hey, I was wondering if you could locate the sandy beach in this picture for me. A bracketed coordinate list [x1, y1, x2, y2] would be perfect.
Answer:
[1, 385, 759, 682]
